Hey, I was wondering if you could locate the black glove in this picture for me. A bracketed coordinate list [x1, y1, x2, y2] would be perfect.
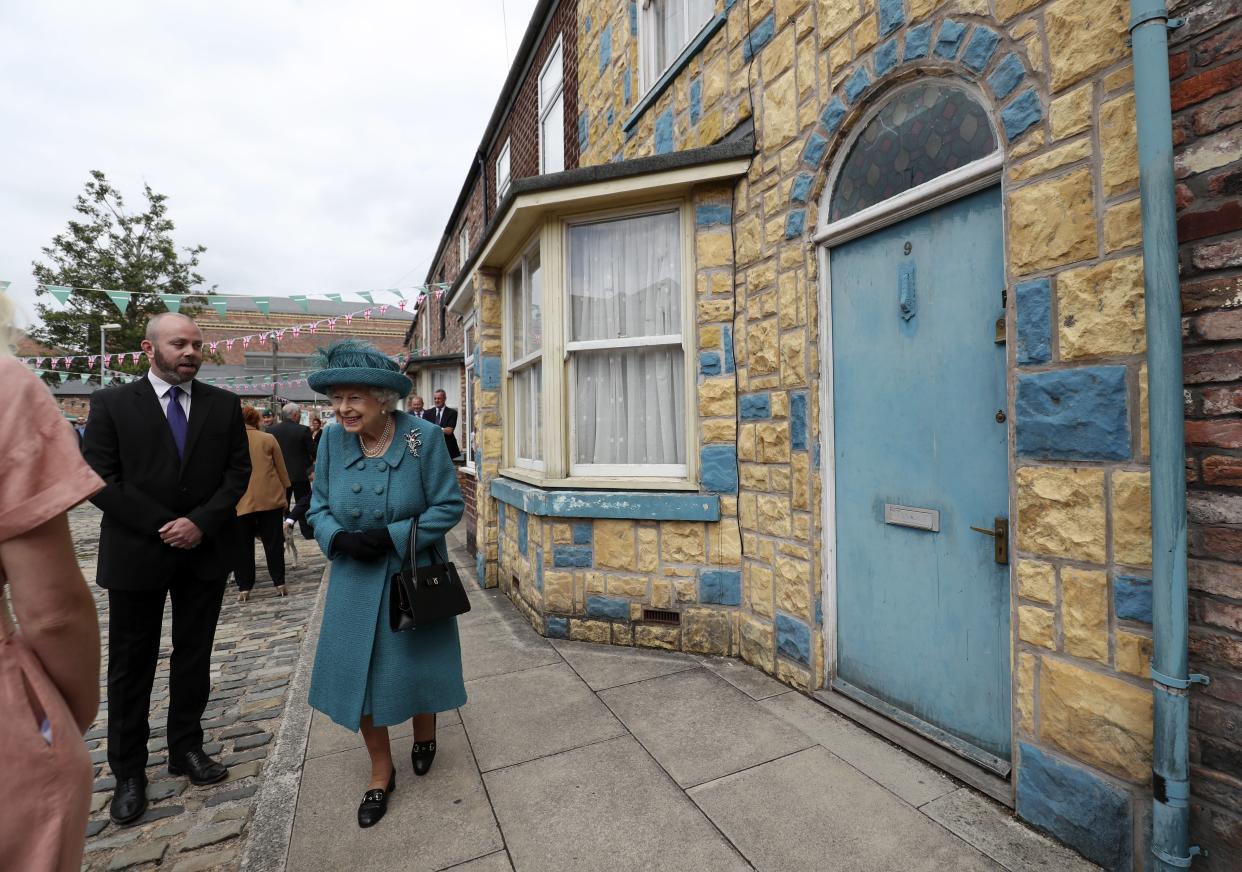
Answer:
[333, 531, 386, 562]
[361, 528, 393, 554]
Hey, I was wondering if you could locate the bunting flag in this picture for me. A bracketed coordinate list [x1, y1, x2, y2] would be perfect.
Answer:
[290, 294, 310, 312]
[0, 280, 10, 293]
[210, 299, 229, 320]
[160, 294, 182, 313]
[46, 285, 74, 304]
[386, 288, 403, 299]
[88, 355, 98, 368]
[327, 318, 338, 330]
[105, 290, 133, 314]
[129, 351, 141, 364]
[254, 297, 270, 316]
[357, 291, 374, 304]
[363, 308, 373, 320]
[326, 293, 343, 303]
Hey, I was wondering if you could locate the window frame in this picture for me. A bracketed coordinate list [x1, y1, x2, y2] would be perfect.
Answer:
[496, 139, 512, 206]
[504, 236, 545, 472]
[458, 225, 470, 267]
[538, 36, 565, 175]
[638, 0, 716, 95]
[463, 314, 477, 473]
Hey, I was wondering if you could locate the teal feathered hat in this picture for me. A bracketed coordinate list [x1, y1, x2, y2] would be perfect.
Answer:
[307, 339, 411, 397]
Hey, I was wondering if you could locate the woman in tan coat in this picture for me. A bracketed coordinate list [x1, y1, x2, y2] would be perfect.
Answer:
[234, 405, 291, 602]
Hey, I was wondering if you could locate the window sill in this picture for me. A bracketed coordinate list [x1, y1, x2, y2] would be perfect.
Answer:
[624, 12, 728, 135]
[491, 475, 720, 521]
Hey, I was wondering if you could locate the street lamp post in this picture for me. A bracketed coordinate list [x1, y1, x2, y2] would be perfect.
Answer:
[100, 322, 121, 385]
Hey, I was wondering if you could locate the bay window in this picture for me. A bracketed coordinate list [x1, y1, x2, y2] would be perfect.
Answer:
[463, 315, 476, 471]
[507, 243, 543, 470]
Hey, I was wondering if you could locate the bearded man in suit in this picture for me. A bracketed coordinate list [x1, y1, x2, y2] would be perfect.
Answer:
[82, 312, 251, 825]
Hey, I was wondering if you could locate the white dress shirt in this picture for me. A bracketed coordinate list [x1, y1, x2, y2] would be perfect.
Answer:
[147, 369, 193, 420]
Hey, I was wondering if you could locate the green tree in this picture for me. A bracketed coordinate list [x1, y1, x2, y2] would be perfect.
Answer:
[30, 170, 211, 377]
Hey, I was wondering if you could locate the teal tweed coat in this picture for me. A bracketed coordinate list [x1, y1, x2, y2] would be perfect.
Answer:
[307, 411, 467, 730]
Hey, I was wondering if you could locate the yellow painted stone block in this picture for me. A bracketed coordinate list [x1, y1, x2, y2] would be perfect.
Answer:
[1104, 65, 1134, 93]
[699, 323, 722, 350]
[741, 463, 769, 490]
[637, 528, 659, 573]
[698, 299, 734, 322]
[776, 556, 812, 619]
[652, 580, 674, 609]
[704, 54, 727, 106]
[1057, 255, 1146, 359]
[1017, 467, 1106, 563]
[702, 419, 736, 443]
[750, 564, 775, 617]
[1116, 630, 1153, 678]
[1045, 0, 1129, 93]
[1019, 605, 1056, 649]
[758, 494, 793, 537]
[776, 658, 812, 691]
[781, 332, 807, 386]
[957, 0, 990, 14]
[1017, 560, 1057, 604]
[792, 453, 810, 510]
[1113, 470, 1152, 567]
[1008, 169, 1097, 274]
[770, 465, 791, 493]
[737, 214, 763, 265]
[1101, 92, 1139, 197]
[761, 26, 796, 81]
[683, 608, 731, 655]
[1139, 365, 1149, 457]
[829, 38, 852, 78]
[543, 571, 574, 613]
[855, 15, 878, 53]
[758, 422, 792, 463]
[749, 319, 780, 374]
[771, 390, 790, 419]
[569, 619, 612, 644]
[661, 521, 707, 563]
[608, 574, 649, 599]
[1040, 656, 1153, 782]
[1105, 199, 1143, 252]
[613, 621, 634, 645]
[1016, 651, 1038, 736]
[595, 520, 637, 570]
[1011, 127, 1046, 159]
[584, 572, 607, 595]
[818, 0, 856, 45]
[699, 379, 737, 417]
[674, 577, 697, 603]
[1009, 139, 1093, 182]
[740, 614, 775, 671]
[738, 424, 757, 462]
[635, 624, 680, 651]
[1062, 567, 1109, 663]
[997, 0, 1043, 21]
[696, 230, 733, 269]
[710, 519, 743, 566]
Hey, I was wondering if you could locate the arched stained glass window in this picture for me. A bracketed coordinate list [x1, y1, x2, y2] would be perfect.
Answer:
[829, 83, 997, 222]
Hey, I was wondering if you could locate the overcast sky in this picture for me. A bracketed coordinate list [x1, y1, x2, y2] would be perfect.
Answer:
[0, 0, 538, 329]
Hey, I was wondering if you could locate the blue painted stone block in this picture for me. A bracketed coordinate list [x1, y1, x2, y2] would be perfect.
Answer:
[476, 550, 485, 584]
[775, 613, 812, 665]
[535, 550, 544, 592]
[740, 393, 772, 420]
[814, 596, 823, 627]
[587, 595, 630, 621]
[700, 351, 722, 376]
[722, 325, 735, 374]
[628, 1, 637, 36]
[743, 13, 775, 62]
[584, 13, 591, 34]
[791, 391, 808, 451]
[578, 111, 589, 151]
[904, 22, 932, 60]
[820, 96, 847, 134]
[1015, 278, 1052, 366]
[696, 203, 732, 226]
[844, 67, 871, 104]
[988, 53, 1025, 100]
[655, 108, 675, 154]
[606, 107, 615, 126]
[790, 173, 813, 203]
[879, 0, 904, 36]
[1017, 743, 1132, 870]
[498, 501, 506, 532]
[1015, 366, 1131, 461]
[572, 522, 593, 545]
[785, 209, 806, 239]
[480, 356, 501, 390]
[961, 27, 1001, 73]
[690, 78, 703, 125]
[934, 19, 967, 59]
[701, 445, 739, 494]
[623, 68, 632, 105]
[812, 442, 821, 470]
[518, 511, 529, 556]
[546, 616, 569, 638]
[1115, 576, 1153, 624]
[553, 545, 592, 568]
[1002, 89, 1042, 140]
[599, 23, 612, 73]
[700, 570, 742, 606]
[875, 39, 899, 76]
[803, 132, 827, 166]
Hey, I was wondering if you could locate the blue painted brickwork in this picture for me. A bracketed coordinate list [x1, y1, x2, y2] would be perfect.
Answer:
[546, 616, 569, 638]
[480, 356, 501, 390]
[791, 392, 808, 451]
[775, 613, 811, 665]
[740, 393, 772, 420]
[598, 23, 612, 73]
[803, 132, 827, 166]
[553, 545, 592, 568]
[535, 550, 544, 592]
[1115, 576, 1153, 623]
[1017, 743, 1132, 870]
[844, 67, 871, 104]
[587, 595, 630, 621]
[791, 174, 813, 203]
[584, 14, 591, 34]
[628, 1, 637, 36]
[905, 22, 932, 60]
[498, 501, 506, 532]
[700, 570, 742, 606]
[696, 203, 732, 226]
[607, 107, 615, 127]
[572, 523, 593, 545]
[1002, 89, 1042, 140]
[812, 442, 821, 471]
[655, 109, 675, 154]
[875, 39, 899, 76]
[701, 445, 739, 494]
[820, 97, 846, 133]
[988, 53, 1025, 100]
[1015, 278, 1052, 365]
[623, 69, 632, 105]
[690, 78, 702, 124]
[961, 27, 1001, 72]
[700, 351, 722, 376]
[722, 326, 735, 374]
[742, 13, 775, 62]
[785, 209, 806, 239]
[518, 510, 529, 556]
[934, 19, 967, 59]
[476, 550, 485, 585]
[578, 111, 589, 152]
[879, 0, 904, 36]
[1016, 366, 1131, 461]
[491, 478, 721, 521]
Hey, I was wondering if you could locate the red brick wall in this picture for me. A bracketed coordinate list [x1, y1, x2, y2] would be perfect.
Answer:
[200, 311, 410, 364]
[1172, 0, 1242, 865]
[458, 467, 478, 555]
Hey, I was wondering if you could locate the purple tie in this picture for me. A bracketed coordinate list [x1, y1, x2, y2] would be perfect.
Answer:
[166, 385, 188, 458]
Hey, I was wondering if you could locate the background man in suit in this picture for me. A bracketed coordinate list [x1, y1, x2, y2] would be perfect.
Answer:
[430, 388, 460, 459]
[409, 394, 425, 417]
[266, 402, 316, 539]
[83, 312, 251, 826]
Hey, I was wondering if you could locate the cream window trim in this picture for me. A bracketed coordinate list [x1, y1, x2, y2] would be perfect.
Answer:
[499, 467, 702, 492]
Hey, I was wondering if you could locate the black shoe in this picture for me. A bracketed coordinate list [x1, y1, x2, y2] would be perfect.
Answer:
[411, 738, 437, 776]
[357, 771, 396, 828]
[109, 776, 147, 826]
[168, 748, 228, 785]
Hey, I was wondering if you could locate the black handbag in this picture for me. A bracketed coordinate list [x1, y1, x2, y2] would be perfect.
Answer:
[389, 514, 471, 632]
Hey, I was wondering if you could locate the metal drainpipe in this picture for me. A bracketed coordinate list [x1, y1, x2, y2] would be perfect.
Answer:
[1128, 2, 1206, 869]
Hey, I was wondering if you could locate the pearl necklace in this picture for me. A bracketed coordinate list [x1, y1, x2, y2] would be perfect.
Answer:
[360, 414, 395, 457]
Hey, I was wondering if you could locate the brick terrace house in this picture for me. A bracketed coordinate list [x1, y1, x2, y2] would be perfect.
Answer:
[431, 0, 1241, 867]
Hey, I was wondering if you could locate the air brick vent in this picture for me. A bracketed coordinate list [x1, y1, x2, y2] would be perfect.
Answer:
[642, 608, 681, 625]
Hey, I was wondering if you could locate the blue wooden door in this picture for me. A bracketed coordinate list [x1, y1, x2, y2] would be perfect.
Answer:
[830, 186, 1011, 767]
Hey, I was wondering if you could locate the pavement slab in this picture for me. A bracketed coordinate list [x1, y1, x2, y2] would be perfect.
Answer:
[551, 638, 699, 690]
[438, 851, 514, 871]
[458, 615, 561, 682]
[306, 707, 463, 760]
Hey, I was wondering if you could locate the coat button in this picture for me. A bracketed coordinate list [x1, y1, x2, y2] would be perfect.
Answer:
[374, 485, 384, 495]
[372, 510, 384, 520]
[357, 461, 366, 470]
[351, 509, 362, 519]
[352, 484, 362, 494]
[377, 461, 387, 471]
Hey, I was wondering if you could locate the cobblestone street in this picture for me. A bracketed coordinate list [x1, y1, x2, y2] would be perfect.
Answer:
[70, 504, 327, 872]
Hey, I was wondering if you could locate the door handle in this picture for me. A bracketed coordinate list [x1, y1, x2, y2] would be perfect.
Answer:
[970, 518, 1009, 565]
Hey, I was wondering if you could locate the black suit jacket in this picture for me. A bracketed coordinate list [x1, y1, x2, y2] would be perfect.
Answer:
[83, 377, 251, 589]
[266, 419, 315, 482]
[429, 405, 460, 458]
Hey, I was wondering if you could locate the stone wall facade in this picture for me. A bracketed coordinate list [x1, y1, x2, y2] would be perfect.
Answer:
[1172, 0, 1242, 866]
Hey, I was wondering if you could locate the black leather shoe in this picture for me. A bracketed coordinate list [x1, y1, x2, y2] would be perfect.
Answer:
[357, 772, 396, 828]
[411, 738, 437, 776]
[168, 748, 228, 785]
[109, 776, 147, 826]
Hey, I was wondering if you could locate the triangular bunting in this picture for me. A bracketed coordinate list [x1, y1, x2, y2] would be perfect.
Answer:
[326, 293, 343, 303]
[160, 294, 182, 313]
[210, 299, 228, 320]
[290, 294, 310, 312]
[47, 285, 74, 304]
[253, 297, 270, 316]
[357, 291, 374, 304]
[105, 290, 132, 314]
[0, 280, 10, 293]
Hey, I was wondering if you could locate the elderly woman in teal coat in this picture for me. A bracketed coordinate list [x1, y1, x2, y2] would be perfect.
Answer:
[306, 340, 466, 829]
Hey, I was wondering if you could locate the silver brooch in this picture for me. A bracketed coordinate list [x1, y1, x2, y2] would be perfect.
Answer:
[405, 429, 422, 457]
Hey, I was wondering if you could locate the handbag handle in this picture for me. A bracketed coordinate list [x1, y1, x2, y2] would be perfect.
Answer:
[399, 423, 450, 575]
